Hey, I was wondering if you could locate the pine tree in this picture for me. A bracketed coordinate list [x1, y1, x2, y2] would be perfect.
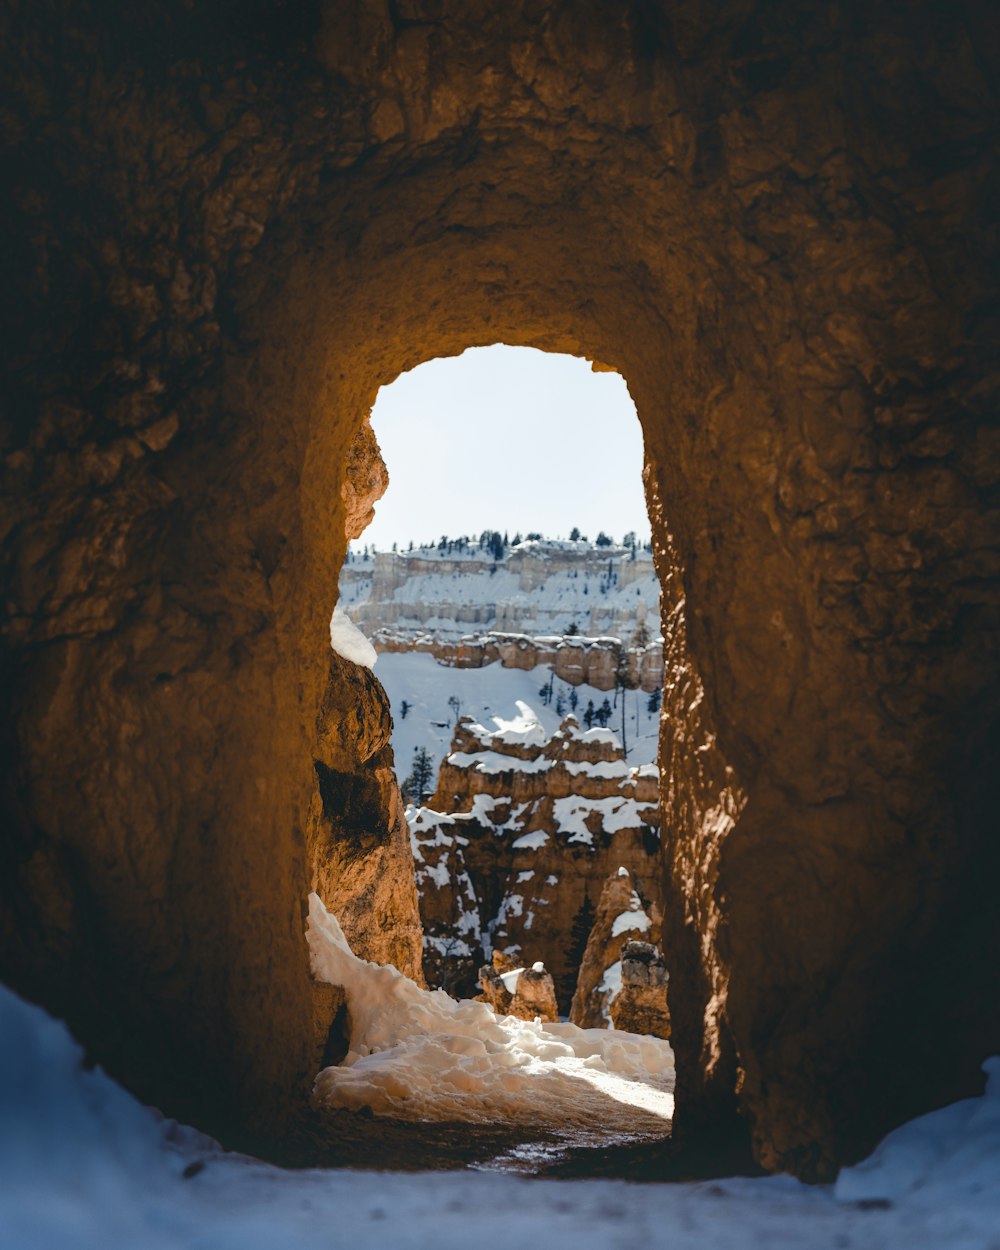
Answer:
[559, 893, 597, 1008]
[647, 689, 661, 715]
[583, 700, 595, 729]
[404, 746, 435, 805]
[615, 645, 639, 757]
[400, 700, 411, 720]
[566, 622, 580, 636]
[569, 688, 579, 712]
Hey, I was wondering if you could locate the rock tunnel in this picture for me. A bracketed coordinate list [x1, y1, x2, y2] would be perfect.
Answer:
[1, 0, 997, 1181]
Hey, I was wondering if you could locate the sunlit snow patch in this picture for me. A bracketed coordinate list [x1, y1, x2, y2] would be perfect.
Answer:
[484, 700, 547, 746]
[330, 604, 377, 668]
[307, 893, 673, 1137]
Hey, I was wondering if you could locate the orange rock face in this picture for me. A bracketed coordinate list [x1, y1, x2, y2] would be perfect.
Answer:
[1, 0, 997, 1178]
[609, 941, 671, 1041]
[477, 952, 559, 1023]
[308, 651, 425, 985]
[411, 715, 662, 1010]
[570, 868, 662, 1029]
[373, 630, 664, 693]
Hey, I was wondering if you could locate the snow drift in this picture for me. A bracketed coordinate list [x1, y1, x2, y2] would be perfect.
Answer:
[307, 892, 674, 1137]
[2, 979, 1000, 1250]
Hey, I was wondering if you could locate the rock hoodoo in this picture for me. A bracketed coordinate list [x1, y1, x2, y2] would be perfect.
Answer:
[477, 951, 559, 1024]
[610, 942, 671, 1041]
[570, 867, 662, 1030]
[2, 0, 997, 1179]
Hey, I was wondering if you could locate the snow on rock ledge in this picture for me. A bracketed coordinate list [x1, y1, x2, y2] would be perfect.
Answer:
[330, 604, 377, 668]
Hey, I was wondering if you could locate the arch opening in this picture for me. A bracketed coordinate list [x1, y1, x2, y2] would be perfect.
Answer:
[310, 344, 683, 1159]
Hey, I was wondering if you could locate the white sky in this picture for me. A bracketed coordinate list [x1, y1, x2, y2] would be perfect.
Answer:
[356, 346, 650, 551]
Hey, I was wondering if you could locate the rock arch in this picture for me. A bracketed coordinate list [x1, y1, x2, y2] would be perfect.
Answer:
[1, 0, 996, 1178]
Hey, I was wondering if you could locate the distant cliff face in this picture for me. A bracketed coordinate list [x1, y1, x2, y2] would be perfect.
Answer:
[375, 629, 664, 694]
[408, 709, 662, 1009]
[339, 538, 661, 642]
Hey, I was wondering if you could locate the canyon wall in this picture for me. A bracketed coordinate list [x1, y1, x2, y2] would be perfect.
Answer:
[340, 542, 660, 640]
[1, 0, 997, 1178]
[409, 712, 662, 1006]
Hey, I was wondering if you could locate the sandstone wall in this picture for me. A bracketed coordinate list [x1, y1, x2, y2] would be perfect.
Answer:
[1, 0, 997, 1177]
[309, 650, 424, 984]
[412, 714, 662, 1008]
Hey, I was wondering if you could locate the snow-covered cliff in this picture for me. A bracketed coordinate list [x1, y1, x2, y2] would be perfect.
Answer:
[408, 705, 662, 1007]
[339, 537, 660, 640]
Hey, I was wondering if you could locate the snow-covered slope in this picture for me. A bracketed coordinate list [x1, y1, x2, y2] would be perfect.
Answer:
[374, 650, 659, 788]
[340, 537, 660, 640]
[336, 536, 663, 790]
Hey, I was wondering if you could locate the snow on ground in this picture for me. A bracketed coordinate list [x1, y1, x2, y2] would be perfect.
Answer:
[482, 699, 548, 746]
[376, 650, 659, 782]
[3, 979, 1000, 1250]
[308, 893, 673, 1135]
[598, 961, 623, 1011]
[611, 893, 652, 937]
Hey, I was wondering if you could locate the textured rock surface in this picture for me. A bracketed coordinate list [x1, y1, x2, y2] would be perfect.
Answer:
[340, 418, 389, 543]
[1, 0, 997, 1177]
[309, 651, 424, 983]
[571, 869, 662, 1029]
[410, 714, 662, 1006]
[609, 941, 671, 1040]
[477, 952, 559, 1023]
